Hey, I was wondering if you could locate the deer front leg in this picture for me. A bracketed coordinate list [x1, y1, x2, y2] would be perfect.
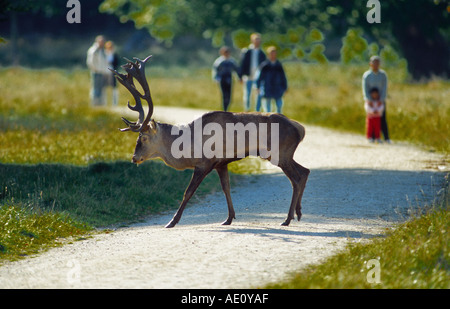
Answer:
[165, 167, 211, 228]
[216, 164, 236, 225]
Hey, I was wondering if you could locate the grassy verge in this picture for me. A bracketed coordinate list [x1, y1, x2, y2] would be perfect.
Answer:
[0, 204, 92, 263]
[265, 177, 449, 288]
[0, 65, 448, 276]
[145, 63, 449, 153]
[280, 63, 449, 154]
[0, 161, 221, 262]
[1, 64, 448, 155]
[0, 67, 225, 262]
[0, 161, 221, 227]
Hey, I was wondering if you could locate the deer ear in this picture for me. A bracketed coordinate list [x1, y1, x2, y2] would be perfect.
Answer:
[149, 119, 157, 132]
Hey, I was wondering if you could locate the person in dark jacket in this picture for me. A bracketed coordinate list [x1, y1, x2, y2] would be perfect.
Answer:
[212, 46, 239, 111]
[238, 33, 266, 111]
[256, 46, 288, 114]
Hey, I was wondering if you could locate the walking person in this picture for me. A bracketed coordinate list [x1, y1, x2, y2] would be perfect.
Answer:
[86, 35, 110, 106]
[105, 40, 120, 106]
[238, 33, 266, 111]
[212, 46, 239, 111]
[362, 55, 390, 143]
[256, 46, 288, 114]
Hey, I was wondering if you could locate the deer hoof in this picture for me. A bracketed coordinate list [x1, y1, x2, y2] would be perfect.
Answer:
[281, 220, 291, 226]
[165, 221, 177, 228]
[221, 219, 233, 226]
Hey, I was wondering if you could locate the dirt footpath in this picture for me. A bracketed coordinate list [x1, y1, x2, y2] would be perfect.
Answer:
[0, 107, 447, 288]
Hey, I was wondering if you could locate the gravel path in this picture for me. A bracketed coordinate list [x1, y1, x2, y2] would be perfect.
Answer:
[0, 106, 447, 288]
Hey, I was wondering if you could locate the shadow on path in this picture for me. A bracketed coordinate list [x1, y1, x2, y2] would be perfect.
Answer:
[148, 168, 444, 238]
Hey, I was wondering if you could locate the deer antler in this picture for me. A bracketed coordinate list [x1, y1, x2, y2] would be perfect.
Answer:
[111, 55, 154, 132]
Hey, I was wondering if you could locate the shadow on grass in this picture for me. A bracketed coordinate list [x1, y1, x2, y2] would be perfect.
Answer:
[0, 161, 220, 227]
[1, 162, 444, 233]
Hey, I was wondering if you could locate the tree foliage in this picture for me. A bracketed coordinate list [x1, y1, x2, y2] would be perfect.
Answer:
[100, 0, 449, 77]
[2, 0, 446, 77]
[0, 0, 66, 18]
[318, 0, 449, 78]
[340, 27, 408, 80]
[99, 0, 327, 63]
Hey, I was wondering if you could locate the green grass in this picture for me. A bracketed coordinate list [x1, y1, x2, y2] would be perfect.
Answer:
[282, 67, 449, 154]
[0, 161, 220, 227]
[141, 62, 449, 153]
[265, 179, 449, 288]
[0, 67, 225, 262]
[0, 64, 448, 283]
[1, 64, 448, 155]
[0, 204, 92, 263]
[0, 161, 221, 262]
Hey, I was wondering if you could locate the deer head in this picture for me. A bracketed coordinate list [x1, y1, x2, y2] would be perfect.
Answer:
[112, 56, 160, 164]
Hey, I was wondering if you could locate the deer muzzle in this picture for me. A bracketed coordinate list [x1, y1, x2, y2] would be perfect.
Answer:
[132, 155, 144, 165]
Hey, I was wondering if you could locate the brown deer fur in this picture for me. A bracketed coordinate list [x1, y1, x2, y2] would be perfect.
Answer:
[113, 56, 309, 228]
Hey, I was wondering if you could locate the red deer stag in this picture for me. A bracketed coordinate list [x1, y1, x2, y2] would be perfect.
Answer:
[112, 56, 310, 228]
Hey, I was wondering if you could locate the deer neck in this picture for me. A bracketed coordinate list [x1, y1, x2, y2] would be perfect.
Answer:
[152, 122, 195, 170]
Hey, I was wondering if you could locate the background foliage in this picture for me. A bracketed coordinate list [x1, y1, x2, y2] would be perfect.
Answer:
[0, 1, 448, 285]
[99, 0, 449, 78]
[1, 0, 448, 78]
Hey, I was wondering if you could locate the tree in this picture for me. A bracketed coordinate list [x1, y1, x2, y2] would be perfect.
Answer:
[100, 0, 327, 63]
[0, 0, 66, 65]
[381, 0, 449, 79]
[316, 0, 449, 78]
[100, 0, 276, 43]
[100, 0, 449, 78]
[0, 0, 31, 65]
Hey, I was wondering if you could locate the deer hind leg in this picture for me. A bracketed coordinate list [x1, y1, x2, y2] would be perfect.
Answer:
[292, 161, 310, 221]
[280, 160, 310, 226]
[165, 166, 212, 228]
[216, 164, 236, 225]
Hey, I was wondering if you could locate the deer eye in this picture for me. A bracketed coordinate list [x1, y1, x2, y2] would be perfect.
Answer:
[141, 136, 148, 143]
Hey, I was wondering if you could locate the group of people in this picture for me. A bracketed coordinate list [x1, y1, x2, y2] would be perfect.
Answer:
[213, 33, 390, 143]
[86, 35, 119, 106]
[87, 33, 390, 144]
[212, 33, 287, 114]
[362, 55, 390, 143]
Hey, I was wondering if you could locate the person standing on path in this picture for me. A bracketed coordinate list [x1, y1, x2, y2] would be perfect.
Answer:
[238, 33, 266, 112]
[362, 55, 390, 143]
[105, 40, 120, 106]
[364, 87, 384, 143]
[86, 35, 110, 106]
[212, 46, 239, 111]
[256, 46, 288, 114]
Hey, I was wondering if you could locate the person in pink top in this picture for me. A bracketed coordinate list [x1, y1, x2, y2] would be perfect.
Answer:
[362, 55, 390, 143]
[364, 87, 384, 143]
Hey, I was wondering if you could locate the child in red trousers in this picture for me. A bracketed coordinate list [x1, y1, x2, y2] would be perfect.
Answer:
[365, 87, 384, 143]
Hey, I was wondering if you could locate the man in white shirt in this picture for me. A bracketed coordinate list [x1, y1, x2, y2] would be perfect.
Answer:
[86, 35, 110, 106]
[362, 56, 390, 143]
[238, 33, 266, 112]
